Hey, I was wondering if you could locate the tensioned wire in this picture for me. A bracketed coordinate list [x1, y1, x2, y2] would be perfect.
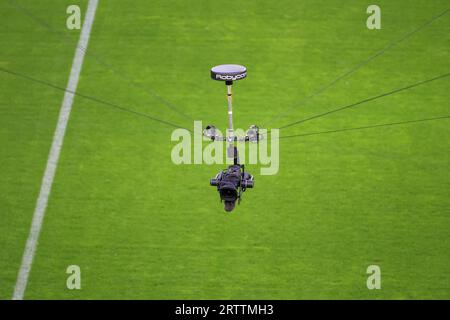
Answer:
[6, 0, 195, 125]
[261, 71, 450, 140]
[277, 115, 450, 140]
[261, 6, 450, 129]
[0, 66, 191, 132]
[277, 71, 450, 130]
[10, 0, 449, 132]
[2, 66, 448, 141]
[7, 0, 449, 139]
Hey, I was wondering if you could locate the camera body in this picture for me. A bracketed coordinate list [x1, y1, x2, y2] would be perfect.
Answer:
[207, 65, 258, 212]
[210, 164, 254, 212]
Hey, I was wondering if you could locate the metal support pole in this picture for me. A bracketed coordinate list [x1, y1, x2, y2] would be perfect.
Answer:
[226, 81, 235, 159]
[226, 84, 233, 142]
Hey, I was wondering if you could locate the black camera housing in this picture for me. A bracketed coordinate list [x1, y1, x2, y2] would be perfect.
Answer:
[210, 164, 254, 212]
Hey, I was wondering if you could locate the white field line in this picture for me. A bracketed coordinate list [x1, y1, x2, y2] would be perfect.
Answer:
[12, 0, 99, 300]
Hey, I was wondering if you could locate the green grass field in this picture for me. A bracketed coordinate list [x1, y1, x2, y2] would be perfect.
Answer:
[0, 0, 449, 299]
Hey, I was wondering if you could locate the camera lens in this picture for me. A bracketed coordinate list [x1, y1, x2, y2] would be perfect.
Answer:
[242, 180, 254, 188]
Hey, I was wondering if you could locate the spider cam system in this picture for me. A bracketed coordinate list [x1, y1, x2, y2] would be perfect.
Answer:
[205, 65, 262, 212]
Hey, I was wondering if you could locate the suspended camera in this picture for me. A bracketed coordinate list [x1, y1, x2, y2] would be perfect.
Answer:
[205, 64, 262, 212]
